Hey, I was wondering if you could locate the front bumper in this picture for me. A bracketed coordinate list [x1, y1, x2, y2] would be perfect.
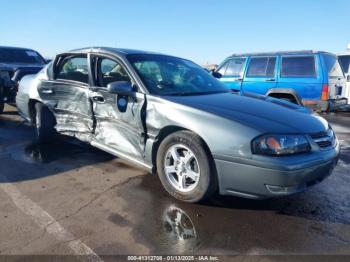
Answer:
[215, 145, 340, 199]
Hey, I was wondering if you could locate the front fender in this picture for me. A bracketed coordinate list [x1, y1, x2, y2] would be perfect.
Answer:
[145, 95, 260, 161]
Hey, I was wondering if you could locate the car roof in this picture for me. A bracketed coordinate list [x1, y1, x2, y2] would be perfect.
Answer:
[66, 47, 165, 56]
[229, 50, 335, 57]
[0, 46, 38, 52]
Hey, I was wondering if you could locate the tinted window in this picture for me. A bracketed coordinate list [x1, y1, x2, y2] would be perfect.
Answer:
[217, 61, 229, 75]
[224, 58, 246, 76]
[246, 57, 276, 77]
[97, 58, 130, 86]
[127, 54, 229, 96]
[281, 56, 316, 77]
[0, 48, 45, 64]
[338, 55, 350, 74]
[323, 54, 343, 78]
[57, 56, 88, 84]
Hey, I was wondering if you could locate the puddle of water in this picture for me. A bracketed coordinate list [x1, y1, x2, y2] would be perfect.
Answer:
[110, 175, 350, 255]
[4, 141, 89, 164]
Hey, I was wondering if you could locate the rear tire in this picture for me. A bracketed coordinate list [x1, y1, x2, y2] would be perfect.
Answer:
[35, 103, 56, 143]
[156, 130, 217, 203]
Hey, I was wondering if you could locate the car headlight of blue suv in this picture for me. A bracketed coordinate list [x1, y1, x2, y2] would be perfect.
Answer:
[252, 134, 311, 155]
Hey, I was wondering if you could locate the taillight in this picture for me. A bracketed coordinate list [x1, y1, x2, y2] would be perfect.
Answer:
[321, 84, 329, 101]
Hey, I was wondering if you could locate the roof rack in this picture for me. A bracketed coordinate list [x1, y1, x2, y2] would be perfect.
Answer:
[229, 50, 329, 57]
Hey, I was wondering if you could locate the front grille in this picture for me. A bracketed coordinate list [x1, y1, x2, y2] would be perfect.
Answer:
[310, 129, 335, 148]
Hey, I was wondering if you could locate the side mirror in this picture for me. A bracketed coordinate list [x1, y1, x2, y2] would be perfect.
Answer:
[347, 74, 350, 82]
[107, 81, 134, 96]
[211, 69, 222, 79]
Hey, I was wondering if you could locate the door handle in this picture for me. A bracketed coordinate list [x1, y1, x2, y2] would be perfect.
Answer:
[265, 78, 275, 82]
[235, 78, 243, 82]
[41, 88, 54, 94]
[92, 95, 105, 103]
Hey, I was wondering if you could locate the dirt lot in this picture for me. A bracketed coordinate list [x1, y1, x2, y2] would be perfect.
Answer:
[0, 104, 350, 260]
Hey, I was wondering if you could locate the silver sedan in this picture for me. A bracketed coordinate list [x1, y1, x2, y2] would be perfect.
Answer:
[16, 47, 339, 202]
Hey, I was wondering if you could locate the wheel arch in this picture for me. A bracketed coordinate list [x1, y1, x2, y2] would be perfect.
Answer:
[151, 125, 215, 174]
[265, 88, 303, 105]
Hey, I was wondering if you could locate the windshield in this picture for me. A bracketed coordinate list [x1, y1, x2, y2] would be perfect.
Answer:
[0, 48, 45, 64]
[323, 54, 344, 78]
[127, 54, 229, 96]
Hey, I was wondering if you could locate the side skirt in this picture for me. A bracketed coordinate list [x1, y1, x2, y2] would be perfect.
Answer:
[90, 140, 153, 171]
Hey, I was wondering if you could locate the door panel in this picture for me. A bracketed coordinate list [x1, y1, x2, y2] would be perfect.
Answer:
[91, 89, 146, 160]
[242, 56, 277, 95]
[90, 55, 146, 160]
[38, 80, 93, 133]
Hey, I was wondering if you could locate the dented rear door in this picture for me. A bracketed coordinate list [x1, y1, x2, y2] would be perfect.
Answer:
[38, 55, 94, 135]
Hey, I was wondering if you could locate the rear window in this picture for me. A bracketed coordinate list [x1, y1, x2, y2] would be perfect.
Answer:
[323, 54, 343, 78]
[246, 57, 276, 77]
[0, 48, 45, 64]
[338, 55, 350, 74]
[281, 56, 316, 77]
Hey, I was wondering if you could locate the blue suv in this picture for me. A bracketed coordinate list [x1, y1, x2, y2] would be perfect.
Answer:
[215, 51, 347, 111]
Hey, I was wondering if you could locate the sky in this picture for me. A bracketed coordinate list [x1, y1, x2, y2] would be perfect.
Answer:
[0, 0, 349, 65]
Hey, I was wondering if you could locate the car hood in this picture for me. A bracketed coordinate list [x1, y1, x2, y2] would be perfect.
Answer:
[163, 92, 329, 134]
[0, 62, 44, 71]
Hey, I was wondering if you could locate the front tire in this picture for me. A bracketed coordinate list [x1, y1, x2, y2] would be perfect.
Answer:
[156, 130, 217, 203]
[35, 103, 56, 143]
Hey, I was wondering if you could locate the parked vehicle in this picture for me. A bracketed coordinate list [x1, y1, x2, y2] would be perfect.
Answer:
[337, 52, 350, 105]
[16, 47, 339, 202]
[0, 46, 47, 113]
[214, 51, 347, 111]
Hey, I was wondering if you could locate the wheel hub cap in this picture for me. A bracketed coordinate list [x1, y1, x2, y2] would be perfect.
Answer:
[164, 144, 200, 193]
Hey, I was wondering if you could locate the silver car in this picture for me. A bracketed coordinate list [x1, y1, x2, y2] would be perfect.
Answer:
[16, 47, 340, 202]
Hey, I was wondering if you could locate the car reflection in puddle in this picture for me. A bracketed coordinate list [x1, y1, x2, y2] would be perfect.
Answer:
[163, 205, 197, 241]
[111, 174, 350, 255]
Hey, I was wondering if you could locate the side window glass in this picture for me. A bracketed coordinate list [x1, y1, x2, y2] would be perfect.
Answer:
[217, 61, 229, 75]
[57, 56, 88, 84]
[98, 58, 131, 87]
[281, 56, 316, 77]
[225, 58, 246, 76]
[246, 57, 276, 77]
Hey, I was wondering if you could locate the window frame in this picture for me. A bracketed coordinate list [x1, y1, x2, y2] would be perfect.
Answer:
[223, 57, 247, 77]
[245, 56, 277, 78]
[216, 60, 230, 76]
[280, 55, 317, 78]
[90, 54, 136, 91]
[54, 54, 90, 86]
[95, 56, 132, 88]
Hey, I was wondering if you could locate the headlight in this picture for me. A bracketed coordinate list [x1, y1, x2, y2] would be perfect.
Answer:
[252, 134, 311, 155]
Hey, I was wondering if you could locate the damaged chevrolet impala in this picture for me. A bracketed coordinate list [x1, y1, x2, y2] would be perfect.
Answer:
[16, 47, 340, 202]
